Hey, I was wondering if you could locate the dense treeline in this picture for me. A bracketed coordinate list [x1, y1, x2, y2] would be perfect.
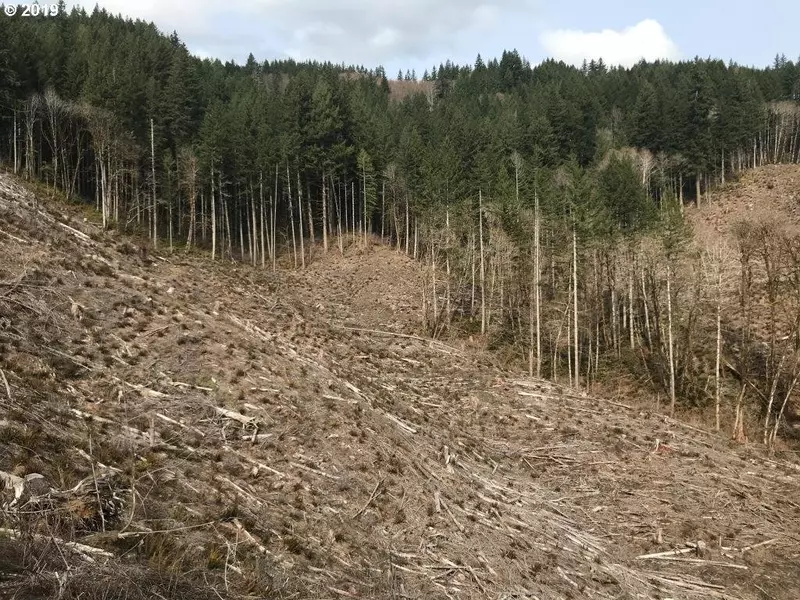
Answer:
[2, 3, 800, 442]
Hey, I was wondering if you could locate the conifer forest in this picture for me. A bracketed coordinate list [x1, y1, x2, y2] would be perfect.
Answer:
[3, 3, 800, 440]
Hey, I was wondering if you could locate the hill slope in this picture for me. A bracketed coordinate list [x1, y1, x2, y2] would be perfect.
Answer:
[690, 164, 800, 238]
[685, 164, 800, 429]
[1, 172, 800, 599]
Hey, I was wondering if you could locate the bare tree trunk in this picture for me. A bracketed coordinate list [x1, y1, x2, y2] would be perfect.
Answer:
[150, 118, 157, 248]
[641, 269, 652, 349]
[695, 172, 701, 208]
[168, 165, 174, 253]
[479, 191, 486, 335]
[528, 278, 535, 377]
[732, 386, 747, 442]
[611, 272, 618, 355]
[238, 205, 245, 261]
[43, 90, 61, 191]
[381, 181, 386, 240]
[567, 301, 573, 387]
[352, 180, 357, 245]
[774, 117, 781, 163]
[211, 162, 216, 260]
[392, 198, 400, 251]
[363, 161, 368, 247]
[199, 188, 204, 241]
[322, 171, 329, 253]
[12, 111, 17, 175]
[334, 176, 344, 255]
[302, 173, 313, 257]
[287, 163, 297, 268]
[219, 181, 226, 256]
[113, 154, 120, 223]
[488, 257, 496, 330]
[272, 164, 278, 271]
[595, 317, 600, 384]
[185, 155, 197, 250]
[667, 264, 676, 416]
[138, 177, 143, 227]
[413, 217, 418, 259]
[94, 159, 100, 212]
[175, 157, 182, 239]
[534, 188, 541, 378]
[587, 321, 593, 387]
[764, 353, 787, 445]
[297, 170, 306, 268]
[573, 225, 579, 389]
[431, 241, 438, 332]
[259, 172, 266, 268]
[629, 263, 635, 350]
[251, 185, 258, 265]
[99, 149, 107, 229]
[343, 181, 349, 238]
[445, 210, 451, 332]
[471, 230, 476, 317]
[770, 364, 800, 447]
[222, 181, 233, 260]
[405, 196, 410, 255]
[715, 269, 722, 431]
[24, 98, 36, 180]
[421, 253, 428, 326]
[553, 300, 570, 383]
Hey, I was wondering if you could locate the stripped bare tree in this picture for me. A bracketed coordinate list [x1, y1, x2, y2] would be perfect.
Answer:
[40, 88, 70, 191]
[179, 147, 199, 249]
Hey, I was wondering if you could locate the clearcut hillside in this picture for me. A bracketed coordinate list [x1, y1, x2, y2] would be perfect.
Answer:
[1, 171, 800, 599]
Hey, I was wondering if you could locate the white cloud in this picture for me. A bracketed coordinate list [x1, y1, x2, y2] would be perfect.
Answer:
[69, 0, 213, 35]
[67, 1, 538, 68]
[471, 5, 502, 31]
[540, 19, 680, 67]
[371, 28, 401, 49]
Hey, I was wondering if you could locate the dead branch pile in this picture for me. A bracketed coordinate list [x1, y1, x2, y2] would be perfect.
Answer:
[1, 170, 799, 599]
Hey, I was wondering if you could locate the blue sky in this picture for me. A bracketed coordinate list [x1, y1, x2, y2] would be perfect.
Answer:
[68, 1, 799, 76]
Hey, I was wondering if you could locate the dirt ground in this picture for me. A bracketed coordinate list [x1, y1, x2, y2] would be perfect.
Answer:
[684, 164, 800, 433]
[2, 171, 800, 599]
[689, 164, 800, 239]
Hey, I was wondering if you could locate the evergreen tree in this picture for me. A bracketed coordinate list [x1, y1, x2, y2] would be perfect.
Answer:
[679, 66, 715, 174]
[598, 155, 656, 234]
[0, 15, 16, 107]
[631, 80, 663, 151]
[3, 7, 800, 424]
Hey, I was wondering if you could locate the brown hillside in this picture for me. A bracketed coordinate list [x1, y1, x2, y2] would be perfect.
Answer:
[689, 164, 800, 238]
[1, 171, 800, 599]
[686, 165, 800, 424]
[388, 79, 434, 103]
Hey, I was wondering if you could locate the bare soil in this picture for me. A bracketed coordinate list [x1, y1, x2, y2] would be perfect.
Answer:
[689, 164, 800, 239]
[1, 171, 800, 599]
[686, 164, 800, 430]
